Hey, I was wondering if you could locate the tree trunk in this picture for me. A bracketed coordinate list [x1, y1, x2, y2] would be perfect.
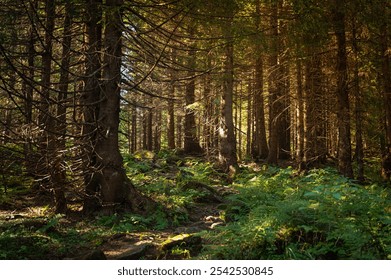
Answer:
[83, 0, 103, 212]
[176, 115, 183, 149]
[184, 26, 202, 155]
[154, 110, 161, 152]
[53, 1, 74, 213]
[147, 108, 153, 150]
[167, 99, 176, 149]
[380, 19, 391, 181]
[23, 0, 36, 176]
[279, 59, 291, 160]
[246, 80, 252, 158]
[131, 107, 137, 152]
[252, 51, 269, 160]
[304, 54, 326, 167]
[266, 1, 281, 165]
[332, 1, 354, 178]
[352, 19, 365, 182]
[251, 0, 268, 160]
[296, 60, 305, 170]
[84, 0, 151, 214]
[219, 15, 238, 175]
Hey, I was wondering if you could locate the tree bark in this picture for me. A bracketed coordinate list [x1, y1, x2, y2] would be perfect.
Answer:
[296, 60, 305, 170]
[352, 19, 364, 182]
[53, 1, 74, 213]
[380, 18, 391, 181]
[219, 15, 238, 175]
[251, 0, 268, 160]
[83, 0, 103, 212]
[23, 0, 36, 176]
[83, 0, 151, 214]
[332, 1, 354, 178]
[266, 1, 281, 165]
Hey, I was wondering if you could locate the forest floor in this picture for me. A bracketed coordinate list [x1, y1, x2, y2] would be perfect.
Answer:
[0, 151, 390, 260]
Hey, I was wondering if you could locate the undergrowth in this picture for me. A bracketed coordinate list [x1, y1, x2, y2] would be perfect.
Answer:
[198, 166, 391, 260]
[1, 149, 390, 259]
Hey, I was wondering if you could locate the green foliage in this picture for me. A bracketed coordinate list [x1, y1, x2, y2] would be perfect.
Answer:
[199, 167, 391, 260]
[0, 217, 91, 259]
[37, 214, 64, 233]
[123, 153, 224, 227]
[95, 208, 169, 232]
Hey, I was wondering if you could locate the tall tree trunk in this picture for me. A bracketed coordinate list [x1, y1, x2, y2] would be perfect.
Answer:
[296, 60, 305, 170]
[86, 0, 150, 214]
[252, 50, 268, 160]
[266, 1, 281, 165]
[332, 1, 353, 178]
[83, 0, 103, 212]
[219, 15, 238, 175]
[352, 19, 365, 182]
[53, 1, 74, 213]
[380, 18, 391, 181]
[23, 0, 36, 176]
[167, 49, 176, 150]
[37, 0, 68, 212]
[252, 0, 268, 160]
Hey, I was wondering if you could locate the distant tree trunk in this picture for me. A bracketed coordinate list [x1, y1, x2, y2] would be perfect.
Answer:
[246, 80, 252, 158]
[184, 26, 202, 155]
[147, 108, 153, 150]
[238, 84, 243, 160]
[38, 0, 55, 168]
[219, 15, 238, 175]
[154, 110, 161, 152]
[352, 19, 364, 182]
[131, 107, 137, 152]
[332, 1, 354, 178]
[252, 51, 268, 160]
[202, 62, 213, 155]
[53, 1, 73, 213]
[304, 54, 326, 167]
[142, 111, 147, 149]
[23, 0, 36, 175]
[167, 50, 176, 150]
[252, 0, 268, 160]
[176, 115, 183, 149]
[296, 60, 305, 170]
[167, 99, 176, 149]
[380, 19, 391, 181]
[266, 1, 281, 165]
[279, 58, 291, 160]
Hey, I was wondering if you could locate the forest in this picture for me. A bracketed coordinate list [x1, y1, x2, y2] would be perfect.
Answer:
[0, 0, 390, 260]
